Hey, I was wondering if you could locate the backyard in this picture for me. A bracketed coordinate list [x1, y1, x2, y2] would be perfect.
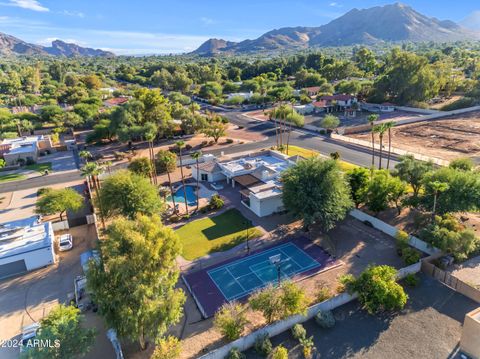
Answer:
[176, 208, 263, 260]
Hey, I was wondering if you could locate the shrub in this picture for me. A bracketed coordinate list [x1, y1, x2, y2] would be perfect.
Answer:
[254, 334, 272, 357]
[404, 273, 420, 287]
[169, 215, 180, 223]
[291, 323, 306, 340]
[401, 247, 421, 265]
[225, 347, 245, 359]
[151, 336, 181, 359]
[226, 138, 234, 144]
[26, 157, 36, 166]
[299, 336, 315, 359]
[271, 346, 288, 359]
[213, 302, 249, 341]
[315, 285, 332, 303]
[315, 310, 335, 328]
[350, 265, 408, 314]
[395, 230, 410, 255]
[209, 194, 224, 210]
[185, 144, 192, 151]
[337, 274, 355, 293]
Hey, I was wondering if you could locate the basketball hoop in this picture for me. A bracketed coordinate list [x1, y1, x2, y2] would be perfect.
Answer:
[269, 254, 281, 265]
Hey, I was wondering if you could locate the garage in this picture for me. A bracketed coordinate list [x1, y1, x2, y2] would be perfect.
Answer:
[0, 218, 56, 280]
[0, 259, 27, 279]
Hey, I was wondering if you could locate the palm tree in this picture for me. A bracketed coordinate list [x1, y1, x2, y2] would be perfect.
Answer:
[429, 181, 449, 222]
[191, 151, 202, 212]
[80, 161, 105, 228]
[176, 140, 189, 215]
[156, 151, 178, 215]
[79, 150, 92, 164]
[385, 121, 395, 170]
[269, 107, 280, 149]
[367, 114, 379, 169]
[374, 123, 388, 169]
[143, 123, 158, 185]
[286, 99, 296, 155]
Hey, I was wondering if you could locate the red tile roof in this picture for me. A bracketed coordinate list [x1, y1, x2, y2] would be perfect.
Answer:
[303, 86, 321, 93]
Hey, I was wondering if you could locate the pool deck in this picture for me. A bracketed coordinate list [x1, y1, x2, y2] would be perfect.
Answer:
[182, 236, 339, 318]
[168, 183, 217, 214]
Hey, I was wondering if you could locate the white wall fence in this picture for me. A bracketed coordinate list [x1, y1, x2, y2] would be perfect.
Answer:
[198, 261, 420, 359]
[51, 220, 69, 231]
[349, 209, 441, 256]
[331, 133, 450, 166]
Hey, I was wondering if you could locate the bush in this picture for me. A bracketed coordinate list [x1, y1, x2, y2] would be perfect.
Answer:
[213, 302, 249, 341]
[169, 215, 180, 223]
[185, 144, 192, 151]
[226, 138, 234, 144]
[337, 274, 355, 293]
[299, 336, 315, 359]
[404, 273, 420, 287]
[271, 346, 288, 359]
[291, 323, 307, 340]
[209, 194, 224, 210]
[315, 310, 335, 328]
[225, 347, 245, 359]
[395, 230, 410, 255]
[254, 334, 272, 357]
[151, 336, 181, 359]
[401, 247, 421, 265]
[315, 285, 332, 302]
[26, 158, 36, 166]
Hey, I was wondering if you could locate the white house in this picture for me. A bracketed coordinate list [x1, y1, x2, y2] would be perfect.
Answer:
[294, 104, 314, 115]
[0, 135, 54, 166]
[226, 91, 253, 100]
[0, 217, 56, 279]
[192, 151, 303, 217]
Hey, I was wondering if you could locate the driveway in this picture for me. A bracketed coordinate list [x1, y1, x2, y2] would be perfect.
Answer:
[0, 224, 114, 359]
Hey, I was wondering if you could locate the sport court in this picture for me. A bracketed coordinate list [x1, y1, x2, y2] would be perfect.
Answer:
[208, 242, 320, 301]
[183, 237, 338, 317]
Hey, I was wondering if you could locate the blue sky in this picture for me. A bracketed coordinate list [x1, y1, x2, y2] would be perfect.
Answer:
[0, 0, 479, 55]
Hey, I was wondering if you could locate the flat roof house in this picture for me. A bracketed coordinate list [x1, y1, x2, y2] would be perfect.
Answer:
[0, 217, 56, 279]
[192, 151, 304, 217]
[0, 135, 53, 166]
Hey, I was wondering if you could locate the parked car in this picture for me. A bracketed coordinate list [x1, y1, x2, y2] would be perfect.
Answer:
[58, 234, 73, 252]
[20, 322, 40, 353]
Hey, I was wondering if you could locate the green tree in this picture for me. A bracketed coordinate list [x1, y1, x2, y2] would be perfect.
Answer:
[449, 158, 474, 171]
[214, 302, 249, 341]
[282, 158, 353, 231]
[363, 170, 407, 215]
[346, 167, 370, 208]
[349, 265, 408, 314]
[35, 188, 83, 221]
[98, 170, 163, 219]
[393, 155, 433, 198]
[21, 305, 95, 359]
[128, 157, 153, 178]
[87, 215, 185, 350]
[320, 114, 340, 132]
[156, 150, 178, 214]
[202, 113, 227, 143]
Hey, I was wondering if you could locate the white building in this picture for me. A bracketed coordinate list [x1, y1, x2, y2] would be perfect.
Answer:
[293, 104, 314, 115]
[226, 91, 253, 100]
[192, 151, 304, 217]
[0, 217, 56, 279]
[0, 135, 54, 166]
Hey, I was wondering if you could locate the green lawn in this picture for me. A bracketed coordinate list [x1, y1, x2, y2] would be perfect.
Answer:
[0, 173, 27, 182]
[283, 145, 359, 171]
[176, 209, 263, 260]
[25, 162, 52, 173]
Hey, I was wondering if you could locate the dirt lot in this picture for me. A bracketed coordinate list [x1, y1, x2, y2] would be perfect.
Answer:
[245, 274, 478, 359]
[176, 216, 405, 359]
[349, 111, 480, 161]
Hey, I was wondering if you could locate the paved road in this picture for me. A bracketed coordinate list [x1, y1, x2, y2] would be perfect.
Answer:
[0, 171, 83, 194]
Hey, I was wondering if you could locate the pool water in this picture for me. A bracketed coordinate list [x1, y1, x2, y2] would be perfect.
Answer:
[168, 185, 197, 206]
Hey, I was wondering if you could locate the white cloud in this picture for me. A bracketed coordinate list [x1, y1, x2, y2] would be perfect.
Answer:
[461, 11, 480, 30]
[200, 17, 214, 25]
[60, 10, 85, 18]
[329, 2, 342, 8]
[1, 0, 49, 12]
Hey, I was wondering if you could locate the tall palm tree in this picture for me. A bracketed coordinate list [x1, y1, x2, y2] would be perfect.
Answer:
[286, 99, 296, 155]
[143, 123, 158, 185]
[175, 140, 189, 215]
[374, 123, 388, 169]
[385, 121, 395, 170]
[191, 151, 202, 212]
[79, 150, 92, 164]
[156, 150, 178, 215]
[429, 181, 449, 222]
[367, 114, 379, 169]
[80, 162, 105, 228]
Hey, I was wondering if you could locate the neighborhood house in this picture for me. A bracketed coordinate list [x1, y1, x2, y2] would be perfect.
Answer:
[192, 150, 304, 217]
[0, 135, 54, 166]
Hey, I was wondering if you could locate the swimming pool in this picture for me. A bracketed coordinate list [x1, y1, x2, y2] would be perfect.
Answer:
[168, 185, 197, 206]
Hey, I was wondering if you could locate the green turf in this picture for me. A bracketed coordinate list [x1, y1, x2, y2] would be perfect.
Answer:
[25, 162, 52, 173]
[176, 208, 263, 260]
[0, 173, 27, 182]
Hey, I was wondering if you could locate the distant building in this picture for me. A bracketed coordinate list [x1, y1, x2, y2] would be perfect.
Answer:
[0, 135, 54, 166]
[303, 86, 322, 97]
[313, 94, 358, 113]
[0, 217, 56, 279]
[192, 150, 305, 217]
[361, 102, 395, 113]
[293, 104, 314, 115]
[226, 91, 253, 100]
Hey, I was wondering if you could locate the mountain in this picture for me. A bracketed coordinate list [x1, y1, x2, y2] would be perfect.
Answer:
[0, 33, 115, 57]
[192, 3, 480, 55]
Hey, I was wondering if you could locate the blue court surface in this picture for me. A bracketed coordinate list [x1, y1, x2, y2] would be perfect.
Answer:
[207, 242, 321, 301]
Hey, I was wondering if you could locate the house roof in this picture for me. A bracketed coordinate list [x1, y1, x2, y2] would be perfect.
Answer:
[312, 100, 329, 108]
[104, 97, 129, 106]
[233, 174, 262, 188]
[303, 86, 321, 93]
[194, 162, 222, 173]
